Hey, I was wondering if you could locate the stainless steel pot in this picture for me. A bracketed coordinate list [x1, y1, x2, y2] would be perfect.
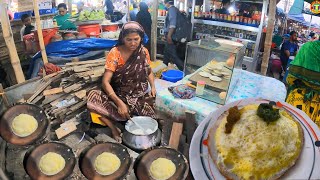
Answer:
[122, 116, 161, 152]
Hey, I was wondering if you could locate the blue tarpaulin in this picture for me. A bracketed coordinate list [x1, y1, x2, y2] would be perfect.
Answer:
[28, 38, 117, 79]
[33, 38, 117, 59]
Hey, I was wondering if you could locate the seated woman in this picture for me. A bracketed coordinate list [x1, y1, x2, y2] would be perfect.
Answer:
[87, 22, 156, 141]
[285, 40, 320, 128]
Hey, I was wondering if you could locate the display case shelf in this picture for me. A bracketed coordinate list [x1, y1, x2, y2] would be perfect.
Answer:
[193, 19, 260, 33]
[213, 34, 256, 43]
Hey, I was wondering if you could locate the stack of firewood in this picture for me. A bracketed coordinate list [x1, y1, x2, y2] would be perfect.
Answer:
[21, 58, 107, 139]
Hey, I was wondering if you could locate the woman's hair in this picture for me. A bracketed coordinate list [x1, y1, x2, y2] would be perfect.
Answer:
[139, 2, 148, 12]
[58, 3, 67, 10]
[117, 22, 145, 46]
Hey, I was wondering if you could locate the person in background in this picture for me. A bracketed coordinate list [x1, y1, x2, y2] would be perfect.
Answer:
[215, 0, 231, 15]
[129, 3, 138, 21]
[54, 3, 77, 30]
[77, 1, 85, 14]
[163, 0, 184, 70]
[87, 22, 156, 141]
[280, 31, 298, 80]
[311, 33, 319, 41]
[119, 1, 128, 14]
[285, 40, 320, 128]
[105, 0, 114, 15]
[20, 14, 34, 41]
[136, 2, 151, 51]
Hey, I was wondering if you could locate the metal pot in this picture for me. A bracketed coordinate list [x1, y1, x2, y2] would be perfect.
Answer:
[122, 116, 161, 152]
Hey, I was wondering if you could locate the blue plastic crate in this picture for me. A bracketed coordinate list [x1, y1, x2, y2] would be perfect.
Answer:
[14, 11, 33, 20]
[39, 9, 54, 15]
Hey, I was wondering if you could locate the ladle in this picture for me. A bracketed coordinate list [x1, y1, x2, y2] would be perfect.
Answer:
[129, 117, 147, 134]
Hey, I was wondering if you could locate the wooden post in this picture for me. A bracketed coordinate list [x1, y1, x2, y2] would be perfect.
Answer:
[151, 0, 159, 61]
[68, 0, 72, 15]
[261, 0, 276, 75]
[127, 0, 130, 21]
[33, 0, 49, 64]
[0, 1, 25, 84]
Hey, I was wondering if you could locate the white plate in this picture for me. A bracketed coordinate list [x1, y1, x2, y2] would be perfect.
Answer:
[199, 72, 212, 78]
[190, 98, 320, 180]
[209, 76, 222, 82]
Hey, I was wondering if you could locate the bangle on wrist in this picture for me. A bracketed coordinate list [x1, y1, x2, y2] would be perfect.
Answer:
[108, 92, 115, 97]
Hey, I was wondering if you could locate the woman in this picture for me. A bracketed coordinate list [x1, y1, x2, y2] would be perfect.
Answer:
[285, 40, 320, 128]
[136, 2, 152, 51]
[87, 22, 156, 141]
[54, 3, 77, 30]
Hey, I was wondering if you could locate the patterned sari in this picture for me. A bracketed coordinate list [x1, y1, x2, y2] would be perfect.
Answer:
[285, 41, 320, 127]
[87, 46, 156, 121]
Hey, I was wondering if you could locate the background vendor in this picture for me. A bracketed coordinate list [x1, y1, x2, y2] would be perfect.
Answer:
[280, 31, 298, 80]
[20, 14, 34, 41]
[215, 0, 231, 15]
[54, 3, 77, 30]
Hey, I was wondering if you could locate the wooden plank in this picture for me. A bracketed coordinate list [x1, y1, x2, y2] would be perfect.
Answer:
[66, 100, 87, 115]
[185, 110, 197, 144]
[0, 84, 10, 107]
[74, 90, 87, 99]
[27, 74, 62, 103]
[168, 122, 183, 150]
[43, 87, 63, 96]
[65, 59, 105, 66]
[63, 83, 82, 93]
[55, 122, 77, 139]
[31, 95, 44, 104]
[178, 134, 186, 153]
[42, 94, 65, 105]
[183, 143, 190, 160]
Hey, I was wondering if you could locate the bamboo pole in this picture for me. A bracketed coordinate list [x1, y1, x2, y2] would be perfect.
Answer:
[261, 0, 277, 75]
[0, 1, 25, 83]
[127, 0, 131, 21]
[68, 0, 72, 15]
[33, 0, 49, 64]
[151, 0, 159, 61]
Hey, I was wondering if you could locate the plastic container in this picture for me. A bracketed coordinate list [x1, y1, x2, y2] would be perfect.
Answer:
[14, 11, 33, 20]
[161, 70, 184, 83]
[34, 27, 59, 46]
[101, 24, 119, 32]
[196, 81, 206, 95]
[78, 24, 101, 37]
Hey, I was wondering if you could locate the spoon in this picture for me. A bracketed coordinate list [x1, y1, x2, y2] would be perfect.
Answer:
[129, 117, 147, 134]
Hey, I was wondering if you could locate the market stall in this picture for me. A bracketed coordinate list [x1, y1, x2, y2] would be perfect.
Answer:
[191, 0, 268, 72]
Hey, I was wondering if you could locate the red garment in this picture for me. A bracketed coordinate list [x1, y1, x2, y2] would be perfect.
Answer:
[38, 63, 61, 76]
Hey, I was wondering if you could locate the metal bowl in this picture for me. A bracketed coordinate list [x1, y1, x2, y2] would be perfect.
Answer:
[123, 116, 161, 151]
[0, 104, 49, 145]
[23, 142, 76, 180]
[79, 142, 132, 180]
[134, 146, 189, 180]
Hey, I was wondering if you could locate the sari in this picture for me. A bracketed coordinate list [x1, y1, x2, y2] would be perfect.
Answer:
[87, 46, 156, 121]
[286, 41, 320, 127]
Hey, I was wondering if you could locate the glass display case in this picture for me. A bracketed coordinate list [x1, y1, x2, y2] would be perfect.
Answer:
[184, 38, 245, 105]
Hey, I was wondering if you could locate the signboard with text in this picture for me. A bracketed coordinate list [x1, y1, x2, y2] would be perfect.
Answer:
[17, 0, 52, 12]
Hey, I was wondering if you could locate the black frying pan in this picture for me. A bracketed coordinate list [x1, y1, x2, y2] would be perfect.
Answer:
[23, 142, 76, 180]
[134, 146, 189, 180]
[79, 142, 132, 180]
[0, 104, 49, 146]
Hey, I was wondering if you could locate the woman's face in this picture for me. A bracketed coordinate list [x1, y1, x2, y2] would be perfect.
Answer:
[123, 32, 141, 51]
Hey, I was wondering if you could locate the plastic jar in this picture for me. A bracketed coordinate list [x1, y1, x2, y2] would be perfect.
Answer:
[196, 81, 206, 95]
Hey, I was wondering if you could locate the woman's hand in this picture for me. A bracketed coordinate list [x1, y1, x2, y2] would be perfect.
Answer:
[149, 86, 156, 97]
[117, 101, 130, 119]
